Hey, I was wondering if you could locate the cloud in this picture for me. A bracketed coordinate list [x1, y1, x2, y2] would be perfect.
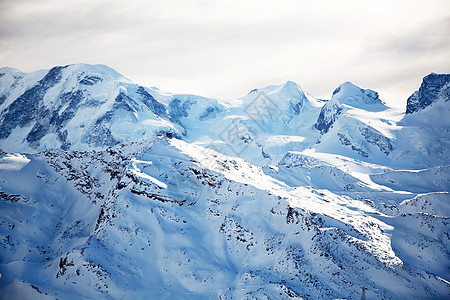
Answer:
[0, 0, 449, 108]
[342, 16, 450, 106]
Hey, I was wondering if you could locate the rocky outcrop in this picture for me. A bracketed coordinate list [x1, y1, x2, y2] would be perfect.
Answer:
[406, 73, 450, 114]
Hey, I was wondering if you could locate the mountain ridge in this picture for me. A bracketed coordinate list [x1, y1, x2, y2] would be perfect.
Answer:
[2, 63, 447, 168]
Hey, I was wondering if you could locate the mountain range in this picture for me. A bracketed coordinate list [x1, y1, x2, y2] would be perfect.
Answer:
[0, 64, 449, 299]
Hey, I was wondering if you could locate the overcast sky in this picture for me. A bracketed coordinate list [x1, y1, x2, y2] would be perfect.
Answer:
[1, 0, 449, 108]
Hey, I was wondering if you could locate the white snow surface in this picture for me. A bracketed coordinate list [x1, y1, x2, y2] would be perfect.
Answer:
[0, 64, 449, 299]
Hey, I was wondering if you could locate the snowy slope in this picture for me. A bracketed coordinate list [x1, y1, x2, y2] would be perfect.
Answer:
[0, 64, 449, 299]
[312, 82, 399, 165]
[393, 90, 450, 168]
[1, 137, 448, 299]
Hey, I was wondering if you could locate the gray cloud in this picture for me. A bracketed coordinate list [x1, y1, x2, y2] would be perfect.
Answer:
[0, 0, 449, 108]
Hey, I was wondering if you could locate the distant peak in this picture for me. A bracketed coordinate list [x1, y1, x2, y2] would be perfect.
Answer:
[281, 80, 302, 91]
[283, 80, 299, 87]
[278, 80, 306, 96]
[65, 63, 127, 80]
[244, 80, 304, 100]
[0, 66, 23, 76]
[406, 73, 450, 114]
[425, 72, 447, 77]
[332, 81, 364, 96]
[422, 73, 450, 85]
[331, 82, 386, 111]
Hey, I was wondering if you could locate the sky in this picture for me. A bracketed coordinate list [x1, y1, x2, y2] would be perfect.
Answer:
[0, 0, 449, 108]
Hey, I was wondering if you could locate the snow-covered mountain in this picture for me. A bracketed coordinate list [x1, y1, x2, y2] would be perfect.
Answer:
[0, 64, 230, 152]
[0, 64, 449, 299]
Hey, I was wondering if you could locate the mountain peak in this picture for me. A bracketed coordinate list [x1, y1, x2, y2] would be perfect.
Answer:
[245, 80, 303, 97]
[332, 81, 373, 98]
[282, 80, 300, 89]
[0, 66, 23, 75]
[276, 80, 305, 98]
[331, 81, 386, 110]
[64, 63, 129, 82]
[406, 73, 450, 114]
[242, 80, 318, 114]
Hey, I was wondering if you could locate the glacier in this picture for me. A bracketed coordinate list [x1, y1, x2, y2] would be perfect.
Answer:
[0, 64, 449, 299]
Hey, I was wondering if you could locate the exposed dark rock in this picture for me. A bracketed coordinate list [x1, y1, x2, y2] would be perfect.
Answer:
[113, 92, 137, 112]
[0, 66, 67, 139]
[82, 112, 119, 147]
[359, 126, 393, 155]
[0, 94, 7, 106]
[315, 102, 343, 134]
[79, 75, 102, 86]
[199, 106, 221, 120]
[406, 73, 450, 114]
[168, 98, 191, 119]
[290, 101, 303, 115]
[137, 86, 167, 117]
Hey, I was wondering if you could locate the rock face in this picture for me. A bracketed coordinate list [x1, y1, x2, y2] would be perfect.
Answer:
[406, 73, 450, 114]
[314, 101, 343, 134]
[0, 66, 68, 141]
